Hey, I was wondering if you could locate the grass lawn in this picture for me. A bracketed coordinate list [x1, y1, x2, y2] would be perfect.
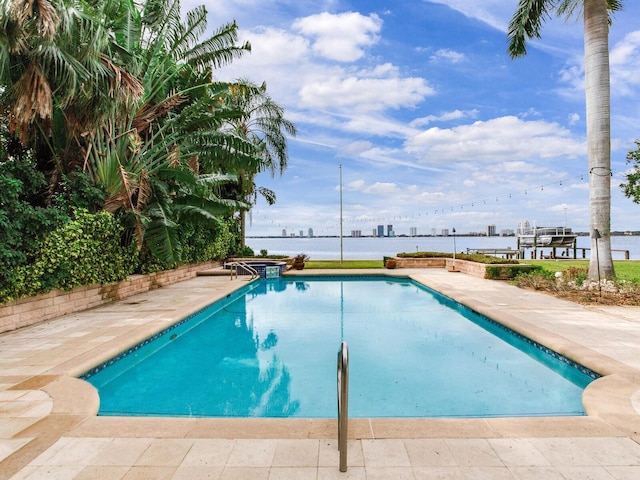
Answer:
[520, 260, 640, 281]
[305, 260, 383, 269]
[303, 258, 640, 281]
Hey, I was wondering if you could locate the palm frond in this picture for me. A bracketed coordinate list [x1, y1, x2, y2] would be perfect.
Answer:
[143, 202, 179, 264]
[169, 5, 207, 59]
[256, 186, 277, 206]
[100, 54, 144, 103]
[184, 21, 250, 69]
[172, 199, 226, 223]
[132, 94, 187, 133]
[12, 0, 59, 40]
[507, 0, 553, 58]
[12, 63, 52, 142]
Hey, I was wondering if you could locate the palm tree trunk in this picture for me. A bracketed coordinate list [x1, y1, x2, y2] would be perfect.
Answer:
[585, 0, 615, 280]
[240, 210, 247, 248]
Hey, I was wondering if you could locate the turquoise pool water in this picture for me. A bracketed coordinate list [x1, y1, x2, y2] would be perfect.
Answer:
[83, 276, 597, 418]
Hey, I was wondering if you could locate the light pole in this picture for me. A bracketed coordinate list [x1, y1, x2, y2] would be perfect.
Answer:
[593, 228, 601, 296]
[339, 164, 343, 264]
[452, 227, 457, 271]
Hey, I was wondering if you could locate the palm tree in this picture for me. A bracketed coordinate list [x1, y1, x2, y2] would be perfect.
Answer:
[84, 0, 253, 263]
[508, 0, 623, 280]
[0, 0, 144, 183]
[219, 80, 297, 246]
[86, 0, 273, 264]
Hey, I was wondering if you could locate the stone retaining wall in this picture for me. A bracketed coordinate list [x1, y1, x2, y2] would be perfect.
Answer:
[0, 261, 221, 334]
[392, 257, 513, 278]
[394, 257, 447, 268]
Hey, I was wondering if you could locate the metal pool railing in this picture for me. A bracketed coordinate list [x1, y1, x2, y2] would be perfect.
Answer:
[227, 261, 259, 280]
[337, 341, 349, 472]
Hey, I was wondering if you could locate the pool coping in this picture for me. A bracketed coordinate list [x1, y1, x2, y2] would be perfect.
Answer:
[4, 269, 640, 476]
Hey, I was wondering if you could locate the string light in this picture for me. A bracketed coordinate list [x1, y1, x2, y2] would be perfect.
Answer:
[249, 170, 631, 230]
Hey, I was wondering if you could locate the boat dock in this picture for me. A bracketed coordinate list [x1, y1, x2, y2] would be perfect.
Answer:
[467, 246, 631, 260]
[467, 248, 519, 259]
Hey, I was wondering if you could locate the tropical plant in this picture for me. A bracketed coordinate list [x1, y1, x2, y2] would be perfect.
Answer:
[0, 152, 67, 298]
[620, 139, 640, 203]
[217, 79, 297, 246]
[507, 0, 623, 280]
[0, 0, 144, 189]
[1, 0, 292, 269]
[82, 1, 254, 263]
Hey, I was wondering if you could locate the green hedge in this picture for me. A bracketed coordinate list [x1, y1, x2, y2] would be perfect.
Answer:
[485, 264, 543, 279]
[397, 251, 520, 264]
[1, 210, 138, 303]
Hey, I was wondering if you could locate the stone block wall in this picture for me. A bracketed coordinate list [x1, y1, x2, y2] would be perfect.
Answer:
[393, 257, 490, 277]
[395, 257, 447, 268]
[0, 261, 221, 334]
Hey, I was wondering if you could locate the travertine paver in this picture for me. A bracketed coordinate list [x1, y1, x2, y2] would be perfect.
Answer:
[1, 269, 640, 479]
[8, 436, 640, 478]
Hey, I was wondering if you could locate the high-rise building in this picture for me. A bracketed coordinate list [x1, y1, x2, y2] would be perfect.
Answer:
[487, 225, 496, 237]
[282, 229, 287, 237]
[377, 225, 384, 237]
[308, 228, 314, 238]
[351, 230, 362, 237]
[387, 225, 393, 237]
[517, 220, 531, 234]
[442, 228, 449, 237]
[299, 230, 304, 237]
[410, 227, 417, 237]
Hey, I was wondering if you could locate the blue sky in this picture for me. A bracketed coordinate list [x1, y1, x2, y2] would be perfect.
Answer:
[195, 0, 640, 236]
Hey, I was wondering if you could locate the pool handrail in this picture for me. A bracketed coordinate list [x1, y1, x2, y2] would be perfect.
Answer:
[337, 341, 349, 472]
[227, 261, 259, 280]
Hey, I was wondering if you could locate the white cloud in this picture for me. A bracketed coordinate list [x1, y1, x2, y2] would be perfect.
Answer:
[430, 49, 466, 63]
[568, 113, 580, 126]
[500, 161, 535, 173]
[425, 0, 510, 31]
[557, 63, 584, 96]
[610, 30, 640, 95]
[520, 108, 541, 119]
[299, 70, 434, 111]
[342, 141, 374, 156]
[292, 12, 382, 62]
[552, 29, 640, 102]
[410, 109, 478, 128]
[342, 113, 418, 138]
[345, 179, 366, 191]
[405, 116, 585, 162]
[363, 182, 399, 195]
[233, 27, 310, 66]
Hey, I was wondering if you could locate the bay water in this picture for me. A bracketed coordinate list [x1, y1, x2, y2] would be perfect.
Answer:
[247, 235, 640, 261]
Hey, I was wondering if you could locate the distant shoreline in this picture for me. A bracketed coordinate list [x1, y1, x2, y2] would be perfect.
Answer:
[247, 232, 640, 239]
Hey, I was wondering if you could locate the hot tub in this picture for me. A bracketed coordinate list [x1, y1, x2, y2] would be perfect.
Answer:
[226, 260, 288, 278]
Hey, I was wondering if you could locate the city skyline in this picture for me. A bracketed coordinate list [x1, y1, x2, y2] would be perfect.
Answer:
[274, 223, 531, 238]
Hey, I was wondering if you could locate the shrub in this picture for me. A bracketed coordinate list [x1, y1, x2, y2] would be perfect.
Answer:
[397, 251, 519, 264]
[139, 217, 238, 273]
[485, 264, 542, 279]
[1, 209, 138, 303]
[234, 245, 255, 257]
[564, 267, 588, 287]
[513, 269, 557, 291]
[0, 157, 69, 299]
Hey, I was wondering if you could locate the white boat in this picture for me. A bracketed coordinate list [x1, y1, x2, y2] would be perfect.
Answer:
[517, 226, 577, 247]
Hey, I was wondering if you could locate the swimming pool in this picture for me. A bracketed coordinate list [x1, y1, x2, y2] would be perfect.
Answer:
[82, 276, 597, 418]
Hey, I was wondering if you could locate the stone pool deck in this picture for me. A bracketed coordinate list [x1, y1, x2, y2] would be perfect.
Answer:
[1, 268, 640, 479]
